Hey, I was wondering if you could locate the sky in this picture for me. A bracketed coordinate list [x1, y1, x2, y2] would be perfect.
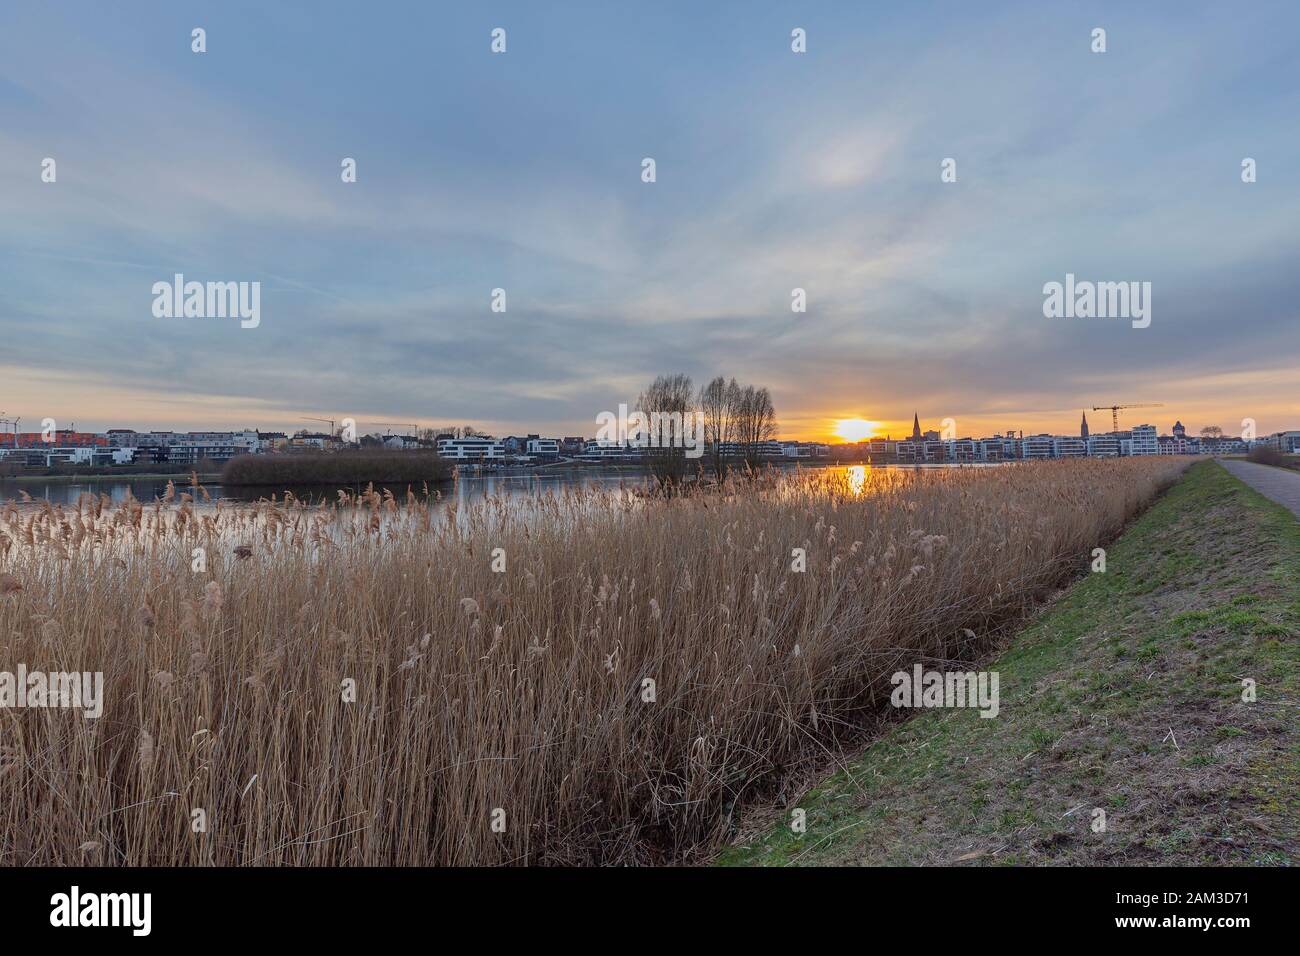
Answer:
[1, 1, 1297, 442]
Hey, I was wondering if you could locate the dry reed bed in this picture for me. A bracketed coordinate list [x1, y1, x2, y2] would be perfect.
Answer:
[0, 458, 1189, 865]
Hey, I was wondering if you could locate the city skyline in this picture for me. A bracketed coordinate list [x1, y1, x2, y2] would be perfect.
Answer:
[3, 3, 1298, 443]
[0, 405, 1278, 445]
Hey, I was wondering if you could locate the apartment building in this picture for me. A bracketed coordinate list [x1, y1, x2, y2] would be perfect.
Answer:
[436, 437, 505, 461]
[1087, 434, 1120, 457]
[1129, 424, 1158, 456]
[526, 438, 560, 458]
[1021, 434, 1055, 459]
[781, 442, 831, 459]
[921, 440, 946, 462]
[717, 440, 785, 459]
[1053, 436, 1087, 458]
[5, 430, 108, 448]
[946, 438, 977, 462]
[1266, 431, 1300, 453]
[578, 440, 642, 462]
[1158, 435, 1188, 455]
[162, 430, 259, 464]
[289, 431, 342, 451]
[0, 446, 134, 467]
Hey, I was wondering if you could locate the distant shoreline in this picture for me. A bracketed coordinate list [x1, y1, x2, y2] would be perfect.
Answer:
[220, 451, 454, 487]
[0, 473, 223, 484]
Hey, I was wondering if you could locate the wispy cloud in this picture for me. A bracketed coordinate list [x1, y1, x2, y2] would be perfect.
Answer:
[1, 1, 1297, 438]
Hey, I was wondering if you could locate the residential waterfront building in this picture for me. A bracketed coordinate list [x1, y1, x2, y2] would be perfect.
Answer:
[946, 438, 977, 462]
[1053, 436, 1087, 458]
[1088, 434, 1120, 457]
[578, 440, 642, 462]
[436, 437, 505, 461]
[1021, 434, 1055, 459]
[1129, 424, 1158, 456]
[526, 438, 560, 458]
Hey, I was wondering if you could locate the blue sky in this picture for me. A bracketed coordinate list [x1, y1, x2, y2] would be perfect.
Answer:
[1, 1, 1297, 439]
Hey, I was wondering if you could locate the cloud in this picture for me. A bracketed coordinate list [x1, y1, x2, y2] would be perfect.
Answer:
[1, 1, 1298, 437]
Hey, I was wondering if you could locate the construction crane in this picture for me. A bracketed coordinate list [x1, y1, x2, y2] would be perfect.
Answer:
[0, 413, 18, 448]
[1091, 403, 1164, 435]
[302, 416, 336, 436]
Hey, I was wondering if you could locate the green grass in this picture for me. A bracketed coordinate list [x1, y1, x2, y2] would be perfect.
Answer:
[719, 461, 1300, 866]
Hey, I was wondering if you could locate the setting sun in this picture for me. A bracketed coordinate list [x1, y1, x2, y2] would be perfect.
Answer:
[834, 418, 880, 443]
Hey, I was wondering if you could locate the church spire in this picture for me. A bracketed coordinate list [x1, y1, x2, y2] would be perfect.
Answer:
[911, 413, 922, 442]
[1081, 411, 1089, 439]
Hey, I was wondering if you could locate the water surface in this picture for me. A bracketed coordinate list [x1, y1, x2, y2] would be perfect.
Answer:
[0, 471, 650, 508]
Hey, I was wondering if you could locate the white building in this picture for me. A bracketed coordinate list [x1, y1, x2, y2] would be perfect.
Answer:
[1129, 424, 1158, 456]
[782, 442, 830, 459]
[946, 438, 977, 462]
[578, 440, 641, 461]
[1088, 434, 1120, 457]
[168, 431, 259, 464]
[1267, 431, 1300, 453]
[382, 435, 423, 450]
[436, 437, 504, 461]
[1021, 434, 1055, 459]
[717, 440, 785, 459]
[1053, 436, 1086, 458]
[526, 438, 560, 457]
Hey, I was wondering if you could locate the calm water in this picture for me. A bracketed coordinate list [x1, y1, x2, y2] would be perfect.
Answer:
[0, 462, 999, 508]
[0, 471, 653, 508]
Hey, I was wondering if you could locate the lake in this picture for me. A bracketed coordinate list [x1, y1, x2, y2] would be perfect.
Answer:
[0, 462, 1004, 508]
[0, 471, 654, 508]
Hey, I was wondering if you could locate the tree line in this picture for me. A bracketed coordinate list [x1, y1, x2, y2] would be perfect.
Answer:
[638, 373, 779, 487]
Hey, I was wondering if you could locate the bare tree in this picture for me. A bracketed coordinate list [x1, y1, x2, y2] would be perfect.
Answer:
[638, 373, 696, 489]
[429, 425, 486, 439]
[699, 376, 740, 478]
[732, 385, 778, 471]
[1200, 425, 1223, 440]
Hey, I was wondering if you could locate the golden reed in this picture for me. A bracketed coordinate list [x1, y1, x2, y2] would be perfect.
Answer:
[0, 458, 1188, 865]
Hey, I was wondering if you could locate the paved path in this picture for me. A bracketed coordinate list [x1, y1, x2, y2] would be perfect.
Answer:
[1218, 459, 1300, 519]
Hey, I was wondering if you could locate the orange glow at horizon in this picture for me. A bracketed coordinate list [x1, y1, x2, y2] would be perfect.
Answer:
[833, 418, 881, 442]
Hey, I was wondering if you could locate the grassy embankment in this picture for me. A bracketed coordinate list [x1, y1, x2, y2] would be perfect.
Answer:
[721, 461, 1300, 865]
[221, 451, 452, 488]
